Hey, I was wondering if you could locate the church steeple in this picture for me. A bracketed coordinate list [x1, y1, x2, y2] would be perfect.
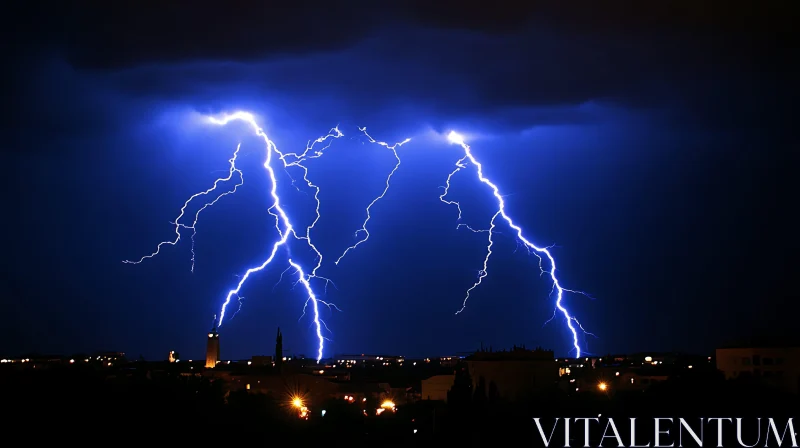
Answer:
[209, 318, 219, 337]
[205, 320, 220, 368]
[275, 327, 283, 372]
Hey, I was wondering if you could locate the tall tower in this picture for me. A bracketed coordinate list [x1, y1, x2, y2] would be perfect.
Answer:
[275, 327, 283, 371]
[205, 324, 220, 368]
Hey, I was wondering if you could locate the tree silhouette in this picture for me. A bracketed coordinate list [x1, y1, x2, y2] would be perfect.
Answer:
[473, 376, 487, 405]
[447, 363, 473, 405]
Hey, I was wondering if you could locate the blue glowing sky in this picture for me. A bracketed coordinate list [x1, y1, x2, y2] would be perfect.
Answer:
[3, 3, 794, 359]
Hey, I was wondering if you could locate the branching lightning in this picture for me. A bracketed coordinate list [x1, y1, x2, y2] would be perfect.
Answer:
[127, 111, 341, 362]
[441, 131, 593, 358]
[275, 128, 342, 281]
[335, 128, 411, 265]
[207, 112, 344, 362]
[125, 110, 594, 359]
[123, 144, 244, 271]
[454, 211, 500, 316]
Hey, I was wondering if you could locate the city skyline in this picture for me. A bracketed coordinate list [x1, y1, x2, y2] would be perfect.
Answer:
[5, 323, 793, 362]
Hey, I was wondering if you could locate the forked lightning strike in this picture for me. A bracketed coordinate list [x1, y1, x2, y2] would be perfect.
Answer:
[275, 127, 344, 321]
[125, 109, 594, 359]
[126, 111, 340, 362]
[442, 131, 593, 357]
[207, 112, 343, 362]
[273, 126, 343, 282]
[123, 144, 244, 272]
[335, 128, 411, 265]
[454, 211, 500, 316]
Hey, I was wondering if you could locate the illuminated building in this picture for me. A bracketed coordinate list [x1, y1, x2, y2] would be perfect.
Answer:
[336, 383, 385, 403]
[438, 356, 461, 367]
[613, 371, 668, 391]
[716, 346, 800, 394]
[333, 354, 405, 366]
[223, 372, 340, 404]
[94, 352, 125, 362]
[168, 351, 178, 363]
[205, 325, 220, 368]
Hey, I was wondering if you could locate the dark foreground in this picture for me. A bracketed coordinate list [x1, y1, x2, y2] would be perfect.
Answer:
[2, 367, 796, 445]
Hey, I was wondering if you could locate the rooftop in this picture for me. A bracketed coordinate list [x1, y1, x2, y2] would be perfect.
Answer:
[467, 345, 554, 361]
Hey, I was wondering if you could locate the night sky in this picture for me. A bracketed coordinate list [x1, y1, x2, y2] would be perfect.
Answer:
[3, 2, 795, 360]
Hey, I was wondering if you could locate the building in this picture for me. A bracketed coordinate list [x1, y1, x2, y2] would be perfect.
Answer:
[334, 382, 387, 403]
[467, 346, 558, 401]
[716, 346, 800, 394]
[94, 352, 125, 364]
[421, 374, 455, 402]
[333, 354, 405, 366]
[275, 328, 283, 372]
[205, 325, 220, 368]
[617, 371, 669, 391]
[557, 362, 673, 394]
[438, 357, 462, 367]
[250, 356, 273, 366]
[311, 367, 351, 381]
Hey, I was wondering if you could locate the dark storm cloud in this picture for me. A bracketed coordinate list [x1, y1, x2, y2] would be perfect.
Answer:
[99, 29, 622, 134]
[99, 21, 787, 135]
[27, 1, 790, 70]
[7, 0, 386, 67]
[61, 1, 388, 69]
[6, 1, 793, 140]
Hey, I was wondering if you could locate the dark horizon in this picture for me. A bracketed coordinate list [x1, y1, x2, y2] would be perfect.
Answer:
[3, 2, 795, 360]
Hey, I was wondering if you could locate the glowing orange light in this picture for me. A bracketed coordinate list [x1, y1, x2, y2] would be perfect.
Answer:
[381, 400, 396, 410]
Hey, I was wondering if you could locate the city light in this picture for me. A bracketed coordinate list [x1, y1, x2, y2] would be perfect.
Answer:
[598, 382, 608, 391]
[290, 395, 309, 419]
[377, 399, 397, 415]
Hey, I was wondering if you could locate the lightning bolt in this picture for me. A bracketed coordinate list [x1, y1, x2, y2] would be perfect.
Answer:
[335, 127, 411, 265]
[274, 128, 344, 323]
[126, 111, 592, 359]
[123, 144, 243, 271]
[275, 126, 343, 280]
[442, 131, 592, 358]
[205, 111, 344, 362]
